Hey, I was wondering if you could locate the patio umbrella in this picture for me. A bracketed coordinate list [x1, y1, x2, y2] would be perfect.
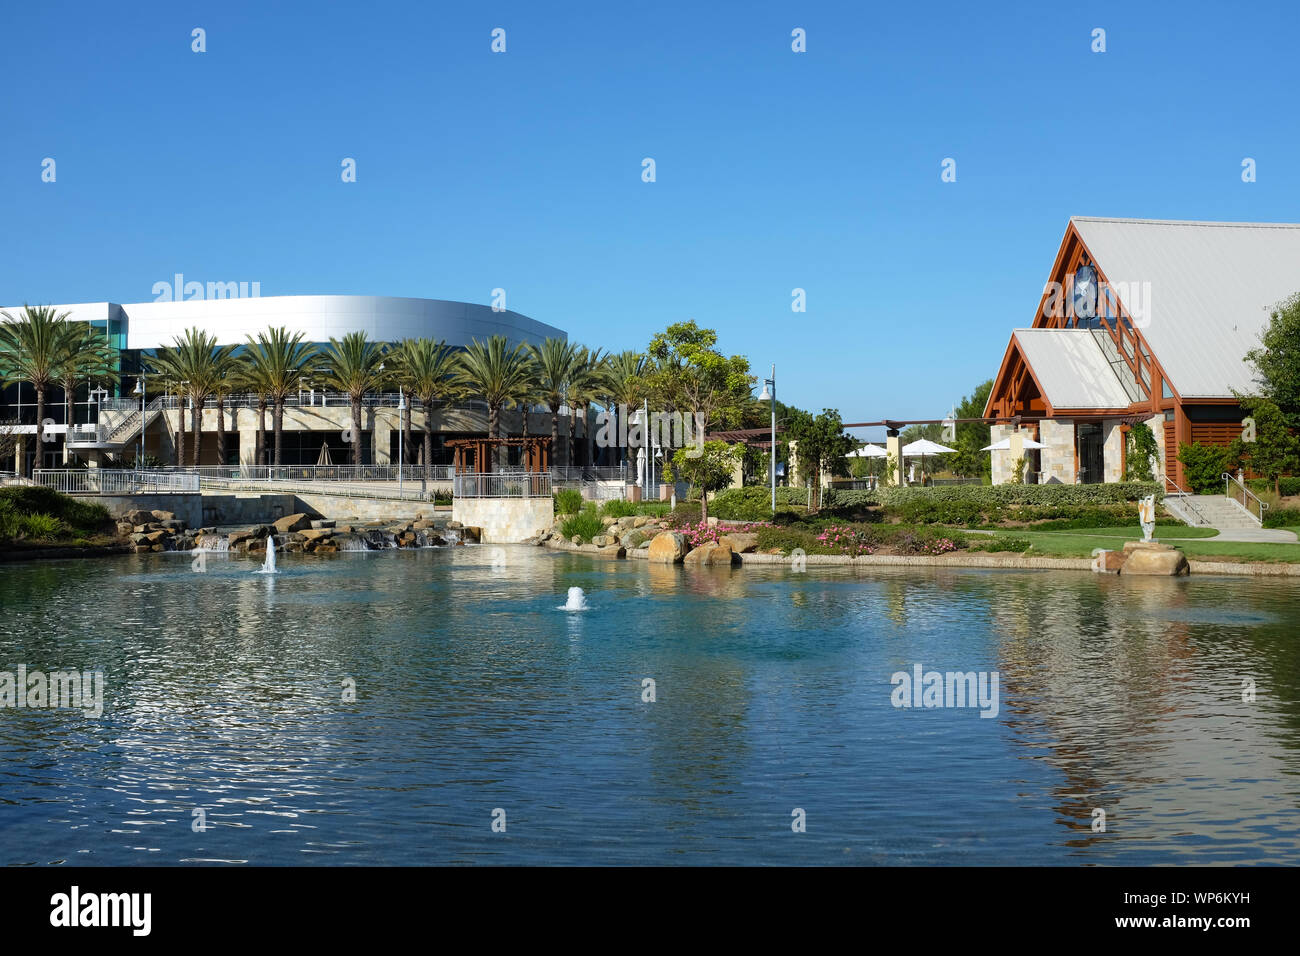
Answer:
[900, 438, 956, 484]
[316, 441, 334, 466]
[846, 443, 889, 458]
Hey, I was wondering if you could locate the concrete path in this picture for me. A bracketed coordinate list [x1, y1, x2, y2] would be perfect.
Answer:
[1202, 527, 1298, 543]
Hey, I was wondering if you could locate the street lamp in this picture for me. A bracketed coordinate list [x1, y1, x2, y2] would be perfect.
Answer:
[133, 376, 145, 467]
[758, 365, 776, 513]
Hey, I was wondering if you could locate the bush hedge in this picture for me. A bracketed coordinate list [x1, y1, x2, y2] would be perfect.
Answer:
[553, 489, 583, 517]
[0, 486, 111, 535]
[1249, 477, 1300, 497]
[1262, 507, 1300, 529]
[822, 482, 1163, 512]
[559, 504, 604, 542]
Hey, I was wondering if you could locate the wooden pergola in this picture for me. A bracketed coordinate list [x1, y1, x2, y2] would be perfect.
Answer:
[445, 436, 551, 473]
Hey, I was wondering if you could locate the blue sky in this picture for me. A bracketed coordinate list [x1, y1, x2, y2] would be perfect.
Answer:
[3, 0, 1298, 439]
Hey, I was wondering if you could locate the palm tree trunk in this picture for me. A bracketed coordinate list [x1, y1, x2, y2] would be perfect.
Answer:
[257, 399, 267, 467]
[191, 399, 202, 466]
[423, 398, 434, 478]
[582, 403, 593, 471]
[177, 400, 186, 468]
[216, 397, 227, 466]
[33, 385, 45, 475]
[551, 408, 560, 473]
[351, 399, 362, 465]
[568, 406, 576, 467]
[273, 399, 284, 466]
[402, 400, 412, 466]
[488, 403, 500, 472]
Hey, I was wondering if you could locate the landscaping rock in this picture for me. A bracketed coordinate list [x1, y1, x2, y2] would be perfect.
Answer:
[1121, 541, 1189, 576]
[161, 519, 187, 532]
[620, 529, 650, 550]
[633, 516, 653, 528]
[720, 532, 758, 553]
[647, 531, 688, 564]
[1091, 549, 1125, 573]
[124, 509, 153, 525]
[150, 510, 176, 522]
[310, 520, 336, 530]
[683, 541, 738, 567]
[300, 528, 334, 542]
[571, 535, 582, 545]
[273, 513, 313, 533]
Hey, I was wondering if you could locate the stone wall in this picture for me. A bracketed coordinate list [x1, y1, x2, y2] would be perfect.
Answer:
[1103, 421, 1125, 483]
[1039, 419, 1075, 484]
[100, 493, 203, 527]
[989, 424, 1012, 485]
[452, 497, 555, 543]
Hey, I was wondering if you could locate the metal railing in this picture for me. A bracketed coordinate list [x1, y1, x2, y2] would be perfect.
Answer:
[549, 465, 627, 481]
[199, 475, 437, 502]
[33, 469, 200, 495]
[1162, 474, 1209, 526]
[1223, 472, 1268, 524]
[453, 472, 552, 498]
[161, 463, 456, 482]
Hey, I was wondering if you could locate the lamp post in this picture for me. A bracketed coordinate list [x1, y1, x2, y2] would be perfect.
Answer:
[758, 365, 776, 513]
[133, 375, 145, 467]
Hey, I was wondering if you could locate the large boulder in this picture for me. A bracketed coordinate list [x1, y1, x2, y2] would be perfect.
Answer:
[1121, 542, 1190, 576]
[228, 526, 272, 547]
[273, 513, 313, 533]
[720, 532, 758, 553]
[620, 529, 650, 550]
[633, 515, 654, 528]
[150, 510, 176, 522]
[682, 541, 738, 567]
[300, 528, 334, 542]
[123, 509, 154, 525]
[647, 531, 688, 564]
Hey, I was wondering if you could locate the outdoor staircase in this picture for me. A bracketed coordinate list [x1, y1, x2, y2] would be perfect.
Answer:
[1165, 493, 1261, 530]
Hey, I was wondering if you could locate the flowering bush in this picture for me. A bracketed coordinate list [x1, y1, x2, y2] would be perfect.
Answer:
[675, 520, 773, 547]
[814, 524, 877, 556]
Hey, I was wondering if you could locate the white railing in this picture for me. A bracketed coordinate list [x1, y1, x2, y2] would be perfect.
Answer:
[1223, 472, 1268, 524]
[550, 465, 627, 481]
[160, 464, 456, 481]
[199, 476, 437, 502]
[453, 472, 552, 498]
[33, 469, 200, 495]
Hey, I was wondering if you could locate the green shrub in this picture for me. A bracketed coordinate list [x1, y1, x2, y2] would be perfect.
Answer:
[560, 504, 604, 542]
[822, 482, 1163, 512]
[1250, 477, 1300, 497]
[0, 487, 110, 537]
[1177, 442, 1232, 495]
[554, 489, 583, 516]
[711, 487, 780, 522]
[18, 513, 63, 541]
[1262, 507, 1300, 529]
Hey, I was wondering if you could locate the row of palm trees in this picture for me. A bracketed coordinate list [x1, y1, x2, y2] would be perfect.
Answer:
[1, 304, 656, 473]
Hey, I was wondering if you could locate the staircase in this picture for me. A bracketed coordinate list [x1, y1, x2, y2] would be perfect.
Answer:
[1168, 494, 1261, 530]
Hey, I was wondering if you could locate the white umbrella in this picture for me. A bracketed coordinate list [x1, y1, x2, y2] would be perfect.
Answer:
[900, 438, 956, 485]
[981, 436, 1046, 451]
[846, 443, 888, 458]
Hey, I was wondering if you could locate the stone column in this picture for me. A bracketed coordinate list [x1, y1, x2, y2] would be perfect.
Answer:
[1039, 419, 1075, 484]
[886, 434, 903, 486]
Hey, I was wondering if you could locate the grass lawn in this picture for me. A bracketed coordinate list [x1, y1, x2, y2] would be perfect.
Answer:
[1002, 529, 1300, 563]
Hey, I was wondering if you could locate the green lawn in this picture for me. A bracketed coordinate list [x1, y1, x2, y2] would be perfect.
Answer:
[998, 529, 1300, 563]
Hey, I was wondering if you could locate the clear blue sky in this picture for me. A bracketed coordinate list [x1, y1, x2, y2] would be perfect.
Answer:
[4, 0, 1298, 440]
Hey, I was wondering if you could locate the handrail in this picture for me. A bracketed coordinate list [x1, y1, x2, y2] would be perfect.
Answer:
[1162, 474, 1210, 526]
[1223, 472, 1268, 524]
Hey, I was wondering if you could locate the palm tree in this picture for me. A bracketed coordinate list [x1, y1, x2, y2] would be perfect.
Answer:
[55, 322, 117, 457]
[391, 338, 462, 476]
[528, 338, 583, 469]
[0, 305, 76, 474]
[572, 347, 609, 471]
[317, 332, 387, 465]
[149, 328, 236, 466]
[243, 327, 317, 466]
[233, 357, 273, 468]
[600, 350, 649, 467]
[146, 355, 188, 466]
[457, 336, 534, 471]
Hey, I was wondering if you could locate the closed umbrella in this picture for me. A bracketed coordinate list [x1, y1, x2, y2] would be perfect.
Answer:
[316, 441, 334, 466]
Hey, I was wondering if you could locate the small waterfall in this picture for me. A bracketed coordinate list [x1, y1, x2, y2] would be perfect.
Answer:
[443, 529, 460, 546]
[194, 533, 229, 552]
[334, 533, 371, 552]
[559, 587, 589, 611]
[257, 536, 277, 574]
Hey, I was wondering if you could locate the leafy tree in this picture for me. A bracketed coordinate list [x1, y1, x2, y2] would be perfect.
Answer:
[662, 440, 742, 523]
[785, 408, 855, 510]
[946, 379, 994, 478]
[646, 321, 753, 432]
[1177, 442, 1233, 495]
[1245, 292, 1300, 428]
[1227, 396, 1300, 496]
[1125, 422, 1158, 481]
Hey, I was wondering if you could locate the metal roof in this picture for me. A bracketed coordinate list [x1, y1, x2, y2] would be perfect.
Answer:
[1012, 329, 1132, 410]
[1071, 217, 1300, 399]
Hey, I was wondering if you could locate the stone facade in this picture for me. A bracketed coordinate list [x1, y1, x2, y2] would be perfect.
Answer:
[452, 496, 554, 544]
[1038, 419, 1075, 484]
[1102, 421, 1125, 483]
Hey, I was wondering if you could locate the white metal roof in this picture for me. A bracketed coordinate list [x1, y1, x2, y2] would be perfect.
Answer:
[1012, 328, 1132, 410]
[1071, 217, 1300, 399]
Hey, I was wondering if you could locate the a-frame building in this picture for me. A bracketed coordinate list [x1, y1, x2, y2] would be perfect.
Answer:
[985, 217, 1300, 489]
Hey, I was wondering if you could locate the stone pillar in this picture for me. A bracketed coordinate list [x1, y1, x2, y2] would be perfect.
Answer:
[238, 413, 259, 468]
[989, 423, 1010, 484]
[1039, 419, 1076, 484]
[886, 433, 903, 486]
[1102, 421, 1124, 483]
[1009, 429, 1025, 483]
[373, 410, 392, 465]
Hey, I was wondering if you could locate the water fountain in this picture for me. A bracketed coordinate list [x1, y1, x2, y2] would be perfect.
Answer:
[257, 535, 278, 574]
[560, 586, 589, 611]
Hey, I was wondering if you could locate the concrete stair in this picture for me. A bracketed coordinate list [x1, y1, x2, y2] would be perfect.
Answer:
[1166, 493, 1260, 530]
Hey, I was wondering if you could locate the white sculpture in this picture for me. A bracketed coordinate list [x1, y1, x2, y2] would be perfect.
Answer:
[1138, 495, 1156, 542]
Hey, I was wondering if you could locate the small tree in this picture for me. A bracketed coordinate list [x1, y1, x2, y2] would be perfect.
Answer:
[1244, 292, 1300, 428]
[663, 440, 742, 523]
[784, 408, 855, 510]
[1177, 442, 1233, 494]
[1228, 397, 1300, 496]
[1125, 423, 1158, 481]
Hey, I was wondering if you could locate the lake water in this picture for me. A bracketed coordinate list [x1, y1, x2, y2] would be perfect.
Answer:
[1, 547, 1298, 865]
